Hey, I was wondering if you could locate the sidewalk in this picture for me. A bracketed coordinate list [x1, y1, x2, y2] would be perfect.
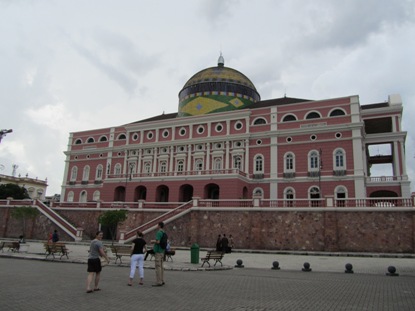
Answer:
[1, 240, 415, 276]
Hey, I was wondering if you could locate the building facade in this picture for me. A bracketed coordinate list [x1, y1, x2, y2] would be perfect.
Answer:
[0, 173, 48, 201]
[61, 56, 411, 205]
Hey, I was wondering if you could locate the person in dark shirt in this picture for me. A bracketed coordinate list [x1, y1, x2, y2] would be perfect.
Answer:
[221, 234, 229, 253]
[216, 234, 222, 252]
[128, 231, 147, 286]
[52, 230, 59, 243]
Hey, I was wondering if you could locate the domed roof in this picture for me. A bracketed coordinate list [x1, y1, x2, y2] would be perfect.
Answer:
[178, 55, 260, 117]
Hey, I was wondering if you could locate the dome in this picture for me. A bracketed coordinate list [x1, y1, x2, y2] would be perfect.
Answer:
[178, 55, 260, 117]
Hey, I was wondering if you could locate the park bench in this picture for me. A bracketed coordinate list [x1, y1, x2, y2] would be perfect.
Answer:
[200, 250, 225, 267]
[0, 241, 20, 252]
[110, 245, 132, 264]
[43, 242, 70, 259]
[145, 248, 176, 261]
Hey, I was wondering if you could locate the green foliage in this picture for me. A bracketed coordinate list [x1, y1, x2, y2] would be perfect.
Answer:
[99, 210, 127, 243]
[10, 206, 40, 238]
[0, 183, 31, 199]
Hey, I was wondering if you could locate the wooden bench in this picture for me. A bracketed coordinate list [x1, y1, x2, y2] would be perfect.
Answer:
[145, 248, 176, 261]
[200, 250, 224, 267]
[110, 245, 132, 264]
[43, 242, 70, 259]
[1, 241, 20, 252]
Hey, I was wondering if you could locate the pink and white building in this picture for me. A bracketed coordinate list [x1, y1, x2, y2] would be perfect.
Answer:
[61, 56, 411, 206]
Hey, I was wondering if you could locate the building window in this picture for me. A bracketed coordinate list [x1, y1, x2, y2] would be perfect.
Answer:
[334, 149, 345, 168]
[82, 166, 90, 181]
[159, 161, 167, 173]
[162, 129, 169, 138]
[214, 158, 222, 171]
[93, 191, 100, 201]
[284, 188, 295, 207]
[96, 165, 103, 180]
[335, 186, 347, 207]
[197, 125, 205, 134]
[87, 137, 95, 143]
[282, 114, 297, 122]
[215, 123, 223, 133]
[176, 160, 184, 172]
[75, 139, 82, 144]
[284, 153, 295, 171]
[114, 163, 122, 175]
[329, 109, 346, 117]
[253, 118, 267, 125]
[70, 166, 78, 181]
[179, 127, 186, 136]
[233, 155, 242, 170]
[144, 162, 151, 174]
[99, 136, 108, 142]
[254, 155, 264, 173]
[147, 131, 154, 139]
[132, 133, 139, 141]
[235, 121, 243, 130]
[195, 159, 203, 171]
[309, 151, 319, 171]
[67, 191, 74, 202]
[305, 111, 321, 119]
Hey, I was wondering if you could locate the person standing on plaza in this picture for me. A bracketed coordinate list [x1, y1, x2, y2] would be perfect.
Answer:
[228, 234, 235, 253]
[216, 234, 222, 251]
[151, 222, 166, 287]
[52, 230, 59, 243]
[128, 231, 147, 286]
[86, 231, 109, 293]
[221, 234, 229, 253]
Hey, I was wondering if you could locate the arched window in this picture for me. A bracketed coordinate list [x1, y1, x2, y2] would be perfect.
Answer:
[305, 111, 321, 119]
[95, 165, 103, 180]
[233, 155, 242, 170]
[335, 186, 347, 207]
[176, 160, 184, 173]
[329, 109, 346, 117]
[253, 187, 263, 198]
[159, 160, 167, 173]
[117, 134, 127, 140]
[284, 153, 295, 171]
[70, 166, 78, 181]
[87, 137, 95, 143]
[67, 191, 74, 202]
[82, 165, 90, 181]
[74, 139, 82, 145]
[214, 158, 222, 171]
[79, 190, 87, 203]
[254, 155, 264, 173]
[284, 188, 295, 207]
[253, 118, 267, 125]
[309, 151, 320, 171]
[282, 114, 297, 122]
[99, 136, 108, 142]
[114, 163, 122, 175]
[144, 162, 151, 174]
[93, 191, 100, 201]
[334, 149, 345, 169]
[309, 186, 321, 207]
[195, 159, 203, 171]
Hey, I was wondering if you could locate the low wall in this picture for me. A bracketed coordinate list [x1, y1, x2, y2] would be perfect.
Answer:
[1, 206, 414, 253]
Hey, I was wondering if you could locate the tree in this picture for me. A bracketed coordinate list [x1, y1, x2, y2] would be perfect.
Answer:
[0, 183, 30, 199]
[10, 206, 40, 241]
[98, 210, 127, 244]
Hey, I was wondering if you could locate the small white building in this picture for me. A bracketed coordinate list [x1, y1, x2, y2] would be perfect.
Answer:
[0, 174, 48, 201]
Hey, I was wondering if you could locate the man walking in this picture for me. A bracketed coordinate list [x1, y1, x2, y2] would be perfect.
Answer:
[151, 222, 165, 287]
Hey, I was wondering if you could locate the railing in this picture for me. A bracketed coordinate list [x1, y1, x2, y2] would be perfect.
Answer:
[123, 201, 193, 241]
[366, 176, 408, 182]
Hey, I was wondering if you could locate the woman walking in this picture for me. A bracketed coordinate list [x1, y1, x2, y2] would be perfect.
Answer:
[86, 231, 109, 293]
[128, 231, 147, 286]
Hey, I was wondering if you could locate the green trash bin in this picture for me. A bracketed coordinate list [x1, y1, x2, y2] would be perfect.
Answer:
[190, 243, 200, 264]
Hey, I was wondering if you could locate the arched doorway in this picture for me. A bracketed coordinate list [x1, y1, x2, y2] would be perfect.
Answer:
[242, 186, 248, 199]
[309, 186, 320, 207]
[114, 186, 126, 202]
[134, 186, 147, 201]
[80, 190, 87, 203]
[156, 185, 169, 202]
[205, 183, 220, 199]
[179, 184, 194, 202]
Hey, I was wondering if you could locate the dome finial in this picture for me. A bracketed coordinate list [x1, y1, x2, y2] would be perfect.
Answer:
[218, 52, 224, 67]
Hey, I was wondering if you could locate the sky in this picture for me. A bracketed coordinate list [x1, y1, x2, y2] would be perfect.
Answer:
[1, 0, 415, 196]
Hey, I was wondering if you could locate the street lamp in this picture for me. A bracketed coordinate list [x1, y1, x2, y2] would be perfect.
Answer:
[0, 129, 13, 143]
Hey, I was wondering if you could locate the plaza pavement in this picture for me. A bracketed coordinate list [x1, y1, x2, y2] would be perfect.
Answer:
[1, 240, 415, 310]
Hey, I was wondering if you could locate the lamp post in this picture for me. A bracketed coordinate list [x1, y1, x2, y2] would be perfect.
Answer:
[124, 162, 134, 202]
[0, 129, 13, 143]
